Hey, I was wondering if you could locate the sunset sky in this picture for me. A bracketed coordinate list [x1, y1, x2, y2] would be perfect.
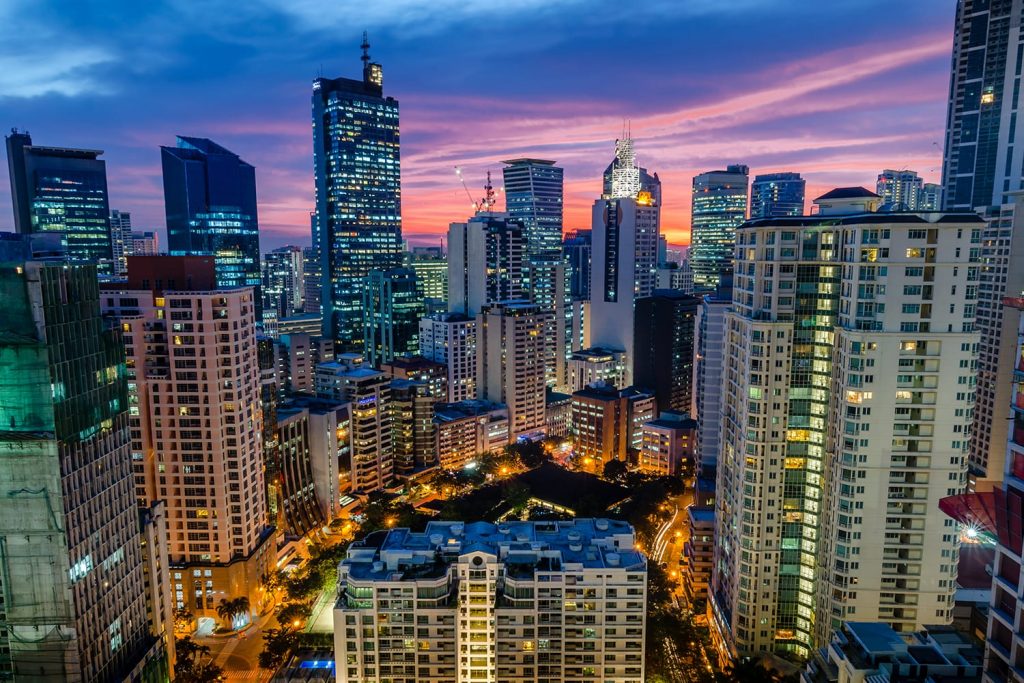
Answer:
[0, 0, 953, 249]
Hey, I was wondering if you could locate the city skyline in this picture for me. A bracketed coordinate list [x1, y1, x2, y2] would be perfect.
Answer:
[0, 0, 951, 249]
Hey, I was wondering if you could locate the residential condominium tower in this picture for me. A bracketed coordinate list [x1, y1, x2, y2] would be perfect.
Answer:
[690, 165, 749, 290]
[502, 158, 564, 256]
[876, 169, 927, 210]
[448, 212, 525, 317]
[710, 188, 979, 660]
[314, 38, 402, 350]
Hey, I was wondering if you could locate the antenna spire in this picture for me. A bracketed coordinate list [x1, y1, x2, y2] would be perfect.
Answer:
[361, 31, 370, 64]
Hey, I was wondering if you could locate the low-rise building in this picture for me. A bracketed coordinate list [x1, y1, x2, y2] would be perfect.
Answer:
[434, 401, 510, 470]
[571, 384, 655, 469]
[545, 390, 572, 438]
[638, 411, 697, 476]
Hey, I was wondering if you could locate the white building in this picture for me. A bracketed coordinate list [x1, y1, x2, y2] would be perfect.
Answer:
[567, 347, 626, 393]
[419, 312, 478, 403]
[876, 169, 925, 210]
[478, 301, 549, 441]
[448, 212, 524, 317]
[711, 188, 980, 661]
[693, 275, 731, 470]
[333, 519, 647, 683]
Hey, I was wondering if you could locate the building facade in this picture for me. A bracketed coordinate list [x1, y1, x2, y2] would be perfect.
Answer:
[690, 165, 749, 290]
[502, 158, 564, 257]
[407, 248, 448, 303]
[567, 347, 626, 393]
[694, 273, 733, 471]
[362, 267, 425, 367]
[419, 312, 479, 403]
[570, 385, 655, 470]
[750, 172, 805, 219]
[563, 229, 592, 300]
[434, 401, 510, 470]
[876, 169, 926, 210]
[448, 212, 525, 317]
[638, 412, 697, 476]
[110, 208, 133, 276]
[262, 245, 305, 322]
[633, 290, 699, 414]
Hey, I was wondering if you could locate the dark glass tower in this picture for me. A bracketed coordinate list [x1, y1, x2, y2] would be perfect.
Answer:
[313, 36, 402, 350]
[502, 158, 564, 256]
[5, 130, 114, 273]
[690, 164, 749, 290]
[750, 172, 805, 218]
[160, 136, 262, 306]
[633, 289, 699, 414]
[562, 229, 592, 300]
[362, 267, 425, 367]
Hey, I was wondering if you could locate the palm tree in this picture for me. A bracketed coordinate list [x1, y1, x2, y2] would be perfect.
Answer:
[216, 596, 251, 630]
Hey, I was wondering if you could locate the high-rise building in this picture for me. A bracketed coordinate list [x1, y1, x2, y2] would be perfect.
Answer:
[567, 347, 627, 392]
[920, 183, 943, 211]
[315, 354, 394, 492]
[633, 289, 699, 414]
[110, 208, 133, 276]
[570, 384, 655, 469]
[690, 164, 749, 290]
[694, 272, 733, 470]
[526, 254, 571, 389]
[656, 259, 695, 294]
[104, 256, 275, 621]
[941, 0, 1024, 211]
[262, 245, 305, 321]
[448, 212, 525, 316]
[362, 267, 425, 367]
[0, 255, 165, 680]
[602, 135, 661, 203]
[639, 411, 697, 476]
[419, 312, 479, 402]
[477, 301, 549, 441]
[131, 231, 160, 255]
[407, 247, 448, 303]
[710, 189, 979, 660]
[389, 378, 440, 474]
[161, 136, 262, 312]
[314, 38, 402, 350]
[502, 158, 564, 256]
[876, 169, 926, 210]
[6, 129, 114, 273]
[434, 401, 510, 470]
[750, 172, 805, 219]
[563, 228, 592, 300]
[304, 213, 322, 315]
[332, 519, 647, 683]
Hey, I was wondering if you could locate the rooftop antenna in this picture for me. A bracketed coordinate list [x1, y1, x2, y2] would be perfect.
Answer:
[361, 31, 370, 65]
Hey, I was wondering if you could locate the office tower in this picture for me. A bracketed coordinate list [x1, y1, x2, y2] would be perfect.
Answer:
[303, 247, 321, 314]
[161, 136, 261, 311]
[639, 411, 697, 477]
[602, 134, 661, 203]
[570, 384, 655, 469]
[110, 208, 133, 275]
[656, 259, 695, 294]
[750, 172, 805, 218]
[690, 164, 749, 289]
[6, 129, 114, 272]
[315, 354, 394, 492]
[972, 200, 1024, 488]
[314, 38, 402, 350]
[920, 183, 943, 211]
[277, 313, 323, 337]
[333, 520, 647, 683]
[711, 189, 979, 660]
[434, 401, 510, 470]
[876, 169, 925, 209]
[388, 379, 440, 474]
[448, 212, 525, 316]
[419, 312, 478, 402]
[633, 290, 699, 413]
[546, 390, 572, 437]
[407, 247, 448, 303]
[502, 158, 564, 256]
[380, 354, 448, 394]
[0, 255, 165, 680]
[477, 301, 549, 441]
[563, 228, 592, 299]
[693, 272, 733, 470]
[941, 0, 1024, 210]
[262, 245, 305, 321]
[362, 267, 424, 367]
[526, 254, 571, 389]
[131, 231, 160, 255]
[568, 299, 590, 352]
[104, 256, 274, 621]
[567, 347, 627, 392]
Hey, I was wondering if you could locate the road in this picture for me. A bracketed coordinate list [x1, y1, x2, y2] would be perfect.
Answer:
[198, 608, 275, 682]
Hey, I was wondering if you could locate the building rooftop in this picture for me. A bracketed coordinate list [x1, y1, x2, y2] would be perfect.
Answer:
[814, 186, 881, 201]
[570, 347, 623, 361]
[434, 400, 507, 422]
[501, 158, 557, 166]
[573, 384, 652, 402]
[688, 506, 715, 524]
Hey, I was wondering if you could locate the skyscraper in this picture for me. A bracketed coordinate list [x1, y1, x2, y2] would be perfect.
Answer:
[633, 289, 699, 414]
[6, 129, 114, 273]
[160, 136, 262, 307]
[501, 158, 564, 256]
[419, 312, 478, 402]
[750, 172, 805, 218]
[110, 208, 133, 276]
[313, 36, 402, 350]
[0, 253, 165, 680]
[694, 271, 732, 471]
[876, 169, 925, 209]
[447, 212, 525, 316]
[690, 164, 749, 290]
[711, 189, 978, 660]
[941, 0, 1024, 210]
[262, 245, 305, 321]
[525, 254, 571, 389]
[362, 267, 425, 366]
[563, 228, 592, 300]
[919, 183, 943, 211]
[407, 246, 448, 303]
[104, 256, 274, 621]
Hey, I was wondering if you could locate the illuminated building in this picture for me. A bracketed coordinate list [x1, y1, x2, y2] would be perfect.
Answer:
[690, 165, 749, 290]
[567, 347, 626, 393]
[0, 255, 166, 680]
[262, 245, 305, 321]
[362, 267, 425, 366]
[502, 158, 564, 256]
[6, 129, 114, 273]
[694, 272, 732, 470]
[478, 301, 549, 441]
[919, 183, 943, 211]
[407, 247, 448, 303]
[683, 506, 715, 604]
[570, 384, 655, 468]
[545, 390, 572, 438]
[750, 172, 805, 219]
[633, 289, 698, 414]
[110, 209, 133, 275]
[419, 312, 478, 402]
[639, 411, 696, 476]
[876, 169, 926, 210]
[525, 254, 571, 389]
[160, 136, 262, 313]
[313, 37, 402, 350]
[562, 228, 592, 300]
[389, 378, 441, 474]
[434, 401, 509, 470]
[104, 256, 274, 623]
[656, 259, 694, 294]
[131, 231, 159, 256]
[711, 189, 980, 659]
[448, 212, 525, 317]
[333, 519, 647, 683]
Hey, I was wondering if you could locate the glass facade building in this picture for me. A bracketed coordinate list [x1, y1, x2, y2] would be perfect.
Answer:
[160, 136, 262, 306]
[313, 41, 402, 351]
[563, 229, 592, 300]
[502, 158, 564, 256]
[362, 267, 425, 367]
[690, 164, 749, 291]
[750, 172, 805, 218]
[5, 130, 114, 274]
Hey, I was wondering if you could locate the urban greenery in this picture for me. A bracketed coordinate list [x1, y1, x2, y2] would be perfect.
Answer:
[174, 636, 224, 683]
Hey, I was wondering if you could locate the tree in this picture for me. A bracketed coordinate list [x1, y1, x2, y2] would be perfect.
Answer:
[174, 636, 224, 683]
[602, 458, 629, 483]
[216, 596, 250, 630]
[276, 601, 312, 629]
[259, 627, 299, 670]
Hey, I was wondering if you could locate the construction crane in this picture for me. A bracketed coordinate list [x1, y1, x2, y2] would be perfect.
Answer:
[454, 167, 502, 213]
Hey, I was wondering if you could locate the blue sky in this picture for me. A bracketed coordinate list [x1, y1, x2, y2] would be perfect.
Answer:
[0, 0, 954, 248]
